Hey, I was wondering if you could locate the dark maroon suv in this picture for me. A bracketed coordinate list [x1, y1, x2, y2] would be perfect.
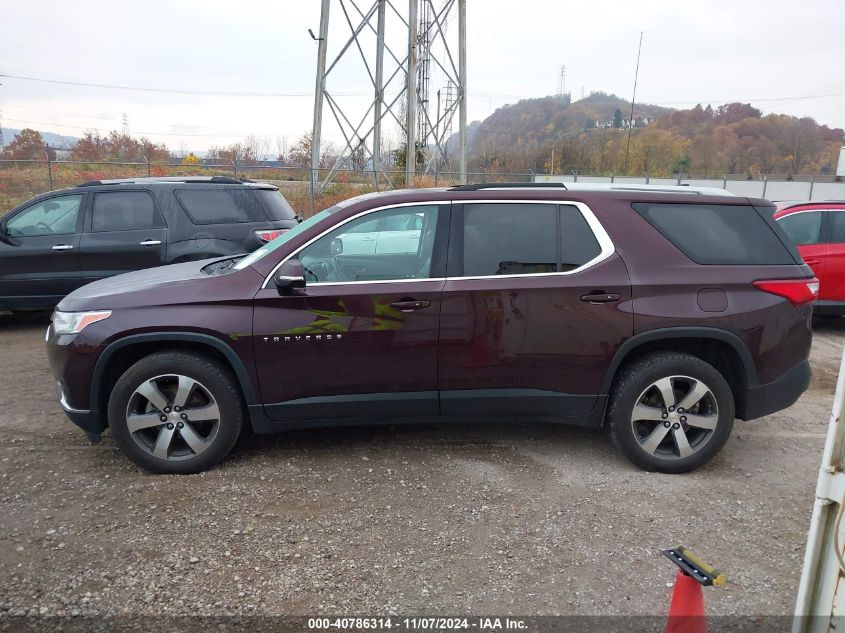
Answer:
[46, 183, 816, 474]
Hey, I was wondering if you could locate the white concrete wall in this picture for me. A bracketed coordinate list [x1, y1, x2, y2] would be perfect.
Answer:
[536, 173, 845, 201]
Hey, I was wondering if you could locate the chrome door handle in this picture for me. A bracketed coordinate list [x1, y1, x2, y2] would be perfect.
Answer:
[580, 292, 621, 304]
[389, 299, 431, 312]
[52, 244, 74, 251]
[139, 239, 162, 246]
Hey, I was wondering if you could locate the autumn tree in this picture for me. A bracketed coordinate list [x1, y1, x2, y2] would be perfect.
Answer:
[287, 132, 313, 167]
[3, 129, 55, 160]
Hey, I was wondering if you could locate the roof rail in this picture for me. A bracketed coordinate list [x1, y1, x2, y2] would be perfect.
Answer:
[76, 176, 245, 187]
[448, 182, 568, 191]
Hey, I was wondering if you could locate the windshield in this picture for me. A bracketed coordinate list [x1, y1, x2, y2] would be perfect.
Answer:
[233, 207, 337, 271]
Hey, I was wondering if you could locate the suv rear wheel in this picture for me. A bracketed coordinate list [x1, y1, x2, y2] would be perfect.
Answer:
[108, 351, 243, 474]
[606, 352, 734, 473]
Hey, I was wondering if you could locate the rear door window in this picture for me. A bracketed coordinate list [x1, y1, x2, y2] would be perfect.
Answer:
[91, 191, 162, 231]
[459, 203, 603, 276]
[462, 203, 558, 276]
[560, 204, 602, 271]
[777, 211, 823, 246]
[633, 203, 795, 265]
[826, 211, 845, 243]
[175, 189, 267, 224]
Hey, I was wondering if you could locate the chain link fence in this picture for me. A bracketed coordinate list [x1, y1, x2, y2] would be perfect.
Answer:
[1, 158, 841, 217]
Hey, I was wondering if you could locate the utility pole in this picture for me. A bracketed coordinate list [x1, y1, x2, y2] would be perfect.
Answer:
[0, 108, 4, 149]
[623, 31, 644, 175]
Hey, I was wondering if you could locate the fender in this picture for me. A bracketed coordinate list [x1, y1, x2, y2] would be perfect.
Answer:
[90, 331, 259, 411]
[600, 326, 757, 395]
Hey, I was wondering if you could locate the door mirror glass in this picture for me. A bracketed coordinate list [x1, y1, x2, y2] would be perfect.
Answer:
[274, 259, 306, 295]
[329, 237, 344, 256]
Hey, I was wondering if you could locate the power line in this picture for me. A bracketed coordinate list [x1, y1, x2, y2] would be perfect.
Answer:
[4, 73, 842, 108]
[0, 73, 368, 98]
[1, 116, 294, 139]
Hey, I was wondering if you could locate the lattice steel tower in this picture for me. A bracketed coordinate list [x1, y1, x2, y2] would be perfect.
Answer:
[310, 0, 467, 193]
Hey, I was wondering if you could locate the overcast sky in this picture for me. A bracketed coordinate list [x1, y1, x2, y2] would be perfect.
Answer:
[1, 0, 843, 154]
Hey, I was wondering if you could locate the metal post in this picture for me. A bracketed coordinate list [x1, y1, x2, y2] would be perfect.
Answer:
[434, 89, 441, 186]
[146, 156, 152, 178]
[372, 0, 386, 189]
[311, 0, 331, 197]
[722, 174, 727, 189]
[762, 175, 768, 199]
[458, 0, 467, 184]
[232, 159, 237, 178]
[45, 150, 53, 191]
[405, 0, 418, 187]
[810, 176, 816, 200]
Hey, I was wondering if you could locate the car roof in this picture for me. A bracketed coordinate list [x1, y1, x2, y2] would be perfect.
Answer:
[74, 176, 275, 188]
[331, 183, 742, 211]
[774, 200, 845, 212]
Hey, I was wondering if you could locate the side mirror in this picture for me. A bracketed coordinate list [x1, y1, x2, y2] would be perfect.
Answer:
[330, 237, 344, 256]
[274, 260, 306, 295]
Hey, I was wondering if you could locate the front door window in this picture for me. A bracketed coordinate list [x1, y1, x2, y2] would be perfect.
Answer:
[5, 195, 83, 236]
[296, 205, 439, 283]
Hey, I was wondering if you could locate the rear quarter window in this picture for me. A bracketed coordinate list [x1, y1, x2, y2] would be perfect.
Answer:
[632, 202, 796, 265]
[175, 188, 267, 225]
[253, 189, 296, 220]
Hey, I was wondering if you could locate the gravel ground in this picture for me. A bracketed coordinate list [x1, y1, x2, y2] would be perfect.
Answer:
[0, 311, 842, 618]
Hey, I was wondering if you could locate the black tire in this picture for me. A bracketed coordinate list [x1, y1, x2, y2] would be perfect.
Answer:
[108, 351, 244, 474]
[605, 352, 734, 474]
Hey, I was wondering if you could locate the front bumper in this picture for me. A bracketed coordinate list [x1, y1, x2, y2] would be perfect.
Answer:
[741, 359, 811, 420]
[57, 381, 104, 442]
[47, 322, 107, 441]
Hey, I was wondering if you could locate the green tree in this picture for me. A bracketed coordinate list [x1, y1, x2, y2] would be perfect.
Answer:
[613, 109, 623, 129]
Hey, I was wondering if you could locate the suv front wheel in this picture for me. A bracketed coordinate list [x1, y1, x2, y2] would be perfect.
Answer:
[606, 352, 735, 473]
[108, 351, 244, 474]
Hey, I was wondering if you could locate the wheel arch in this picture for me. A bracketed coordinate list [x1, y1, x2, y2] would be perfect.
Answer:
[91, 332, 258, 425]
[602, 327, 756, 419]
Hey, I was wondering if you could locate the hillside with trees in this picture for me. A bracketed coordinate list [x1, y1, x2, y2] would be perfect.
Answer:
[461, 93, 844, 178]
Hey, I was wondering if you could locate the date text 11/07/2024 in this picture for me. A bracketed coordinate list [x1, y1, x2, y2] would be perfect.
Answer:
[307, 617, 528, 630]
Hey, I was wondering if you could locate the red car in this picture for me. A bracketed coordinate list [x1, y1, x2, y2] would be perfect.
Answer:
[775, 201, 845, 315]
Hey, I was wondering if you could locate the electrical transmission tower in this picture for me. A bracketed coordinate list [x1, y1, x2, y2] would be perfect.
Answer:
[121, 113, 129, 136]
[310, 0, 467, 194]
[557, 65, 566, 98]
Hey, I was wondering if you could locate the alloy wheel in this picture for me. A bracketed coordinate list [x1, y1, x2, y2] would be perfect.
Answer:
[125, 374, 221, 462]
[630, 375, 719, 460]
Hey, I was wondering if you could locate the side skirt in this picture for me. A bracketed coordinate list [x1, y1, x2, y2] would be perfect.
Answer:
[248, 394, 607, 434]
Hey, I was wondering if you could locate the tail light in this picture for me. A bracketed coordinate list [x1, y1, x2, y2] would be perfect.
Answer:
[254, 229, 288, 243]
[753, 278, 819, 306]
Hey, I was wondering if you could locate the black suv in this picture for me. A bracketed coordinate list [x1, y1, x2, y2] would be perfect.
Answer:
[0, 176, 299, 310]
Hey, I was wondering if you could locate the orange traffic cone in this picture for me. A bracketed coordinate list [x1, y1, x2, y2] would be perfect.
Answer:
[665, 569, 707, 633]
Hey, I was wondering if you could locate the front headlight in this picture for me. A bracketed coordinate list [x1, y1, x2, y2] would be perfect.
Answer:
[51, 310, 112, 335]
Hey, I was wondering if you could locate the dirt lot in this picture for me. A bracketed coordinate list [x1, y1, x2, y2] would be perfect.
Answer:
[0, 311, 842, 618]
